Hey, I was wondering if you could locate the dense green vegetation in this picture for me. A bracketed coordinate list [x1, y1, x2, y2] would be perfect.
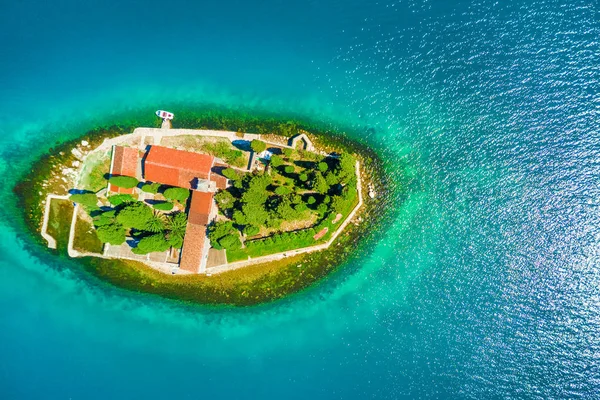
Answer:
[108, 175, 139, 189]
[70, 186, 190, 254]
[250, 139, 267, 153]
[211, 149, 358, 261]
[107, 194, 136, 206]
[208, 221, 241, 250]
[96, 222, 126, 245]
[97, 200, 188, 254]
[222, 168, 241, 181]
[163, 187, 190, 203]
[69, 193, 99, 208]
[152, 201, 174, 211]
[141, 182, 161, 194]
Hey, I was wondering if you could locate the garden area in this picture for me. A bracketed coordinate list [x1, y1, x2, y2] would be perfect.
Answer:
[69, 175, 191, 256]
[209, 140, 359, 262]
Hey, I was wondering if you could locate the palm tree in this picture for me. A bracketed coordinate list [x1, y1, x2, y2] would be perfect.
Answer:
[166, 212, 187, 248]
[145, 211, 166, 233]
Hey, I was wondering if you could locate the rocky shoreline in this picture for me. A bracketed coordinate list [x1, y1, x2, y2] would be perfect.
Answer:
[14, 114, 392, 306]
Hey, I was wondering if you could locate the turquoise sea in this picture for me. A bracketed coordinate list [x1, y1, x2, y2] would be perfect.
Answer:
[1, 0, 599, 398]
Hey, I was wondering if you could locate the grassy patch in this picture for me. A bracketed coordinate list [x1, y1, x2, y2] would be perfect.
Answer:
[46, 199, 74, 252]
[317, 197, 359, 242]
[225, 249, 249, 263]
[161, 135, 248, 167]
[227, 229, 321, 262]
[79, 150, 111, 193]
[73, 214, 104, 254]
[202, 140, 247, 168]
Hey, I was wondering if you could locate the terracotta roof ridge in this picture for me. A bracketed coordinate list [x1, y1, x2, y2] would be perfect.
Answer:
[145, 160, 212, 170]
[146, 156, 214, 165]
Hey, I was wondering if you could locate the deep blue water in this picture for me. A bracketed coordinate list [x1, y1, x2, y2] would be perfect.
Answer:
[1, 0, 600, 398]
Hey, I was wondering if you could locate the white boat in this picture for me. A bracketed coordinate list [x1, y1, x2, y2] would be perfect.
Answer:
[156, 110, 174, 120]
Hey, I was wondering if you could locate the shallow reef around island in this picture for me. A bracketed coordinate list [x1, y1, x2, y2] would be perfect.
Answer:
[13, 109, 397, 306]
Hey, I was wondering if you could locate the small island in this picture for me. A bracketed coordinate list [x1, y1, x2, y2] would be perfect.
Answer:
[41, 126, 362, 276]
[16, 112, 386, 306]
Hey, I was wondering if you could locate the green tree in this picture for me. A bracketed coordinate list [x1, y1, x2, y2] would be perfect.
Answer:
[244, 225, 260, 236]
[219, 233, 242, 250]
[233, 179, 244, 189]
[274, 186, 291, 196]
[109, 175, 138, 189]
[167, 212, 187, 234]
[141, 182, 161, 194]
[283, 148, 293, 158]
[250, 139, 267, 153]
[295, 203, 308, 212]
[318, 162, 328, 172]
[96, 223, 126, 245]
[166, 212, 187, 248]
[284, 165, 294, 174]
[222, 168, 241, 181]
[153, 201, 173, 211]
[331, 195, 348, 213]
[325, 172, 340, 186]
[241, 174, 271, 205]
[93, 210, 116, 227]
[313, 172, 329, 194]
[132, 233, 170, 254]
[107, 194, 136, 206]
[336, 153, 356, 182]
[208, 221, 236, 249]
[307, 196, 316, 205]
[145, 212, 166, 233]
[299, 173, 308, 182]
[168, 234, 184, 249]
[70, 193, 98, 208]
[242, 203, 269, 227]
[215, 190, 236, 210]
[163, 187, 190, 203]
[317, 203, 328, 215]
[232, 210, 248, 225]
[270, 155, 284, 167]
[116, 202, 153, 230]
[276, 197, 298, 221]
[266, 215, 282, 229]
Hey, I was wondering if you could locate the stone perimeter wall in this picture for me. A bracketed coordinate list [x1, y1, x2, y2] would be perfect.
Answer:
[41, 127, 363, 276]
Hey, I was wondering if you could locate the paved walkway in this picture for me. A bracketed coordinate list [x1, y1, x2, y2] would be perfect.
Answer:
[161, 119, 172, 129]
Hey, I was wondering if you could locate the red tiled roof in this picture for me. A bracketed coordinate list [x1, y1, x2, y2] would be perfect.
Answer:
[143, 146, 214, 188]
[212, 163, 228, 190]
[188, 191, 213, 225]
[179, 224, 207, 273]
[109, 146, 139, 194]
[179, 191, 214, 273]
